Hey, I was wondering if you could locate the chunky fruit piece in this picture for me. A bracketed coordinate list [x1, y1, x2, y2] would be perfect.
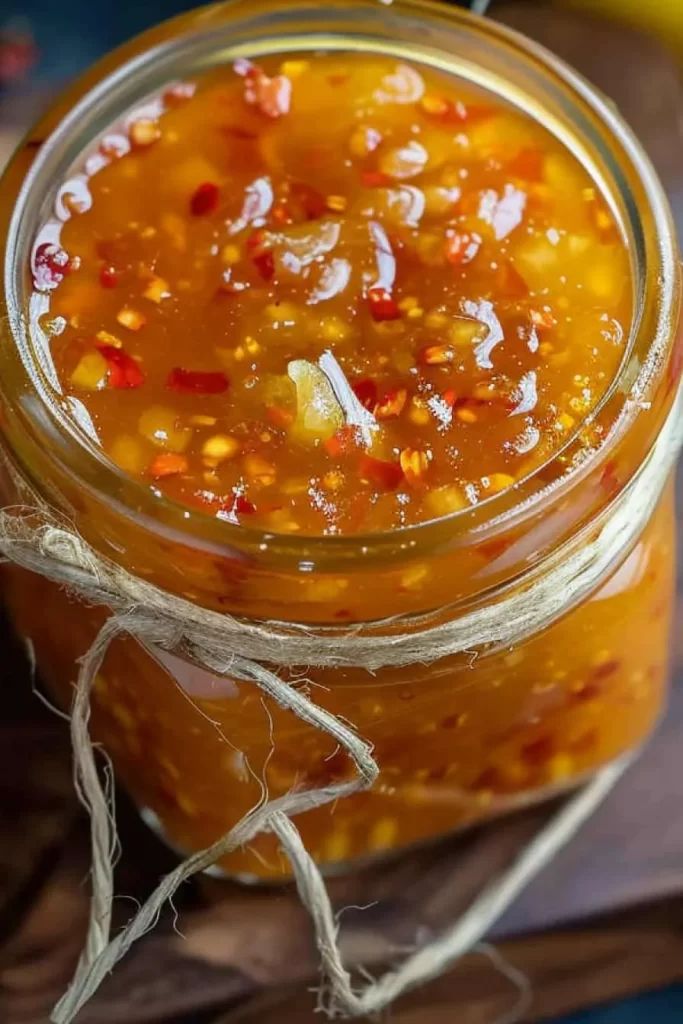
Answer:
[400, 447, 430, 484]
[138, 405, 192, 452]
[70, 351, 108, 390]
[288, 359, 344, 443]
[116, 307, 146, 331]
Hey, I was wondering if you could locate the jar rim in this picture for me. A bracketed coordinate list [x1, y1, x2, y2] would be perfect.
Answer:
[0, 0, 679, 574]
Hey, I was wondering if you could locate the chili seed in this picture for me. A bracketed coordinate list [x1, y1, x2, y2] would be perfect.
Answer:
[116, 306, 147, 331]
[129, 119, 161, 148]
[149, 452, 188, 478]
[201, 434, 240, 462]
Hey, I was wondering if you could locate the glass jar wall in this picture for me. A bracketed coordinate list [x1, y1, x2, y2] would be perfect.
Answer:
[0, 1, 679, 879]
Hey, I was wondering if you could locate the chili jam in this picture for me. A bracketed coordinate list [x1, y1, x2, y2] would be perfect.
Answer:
[37, 54, 630, 534]
[12, 47, 675, 881]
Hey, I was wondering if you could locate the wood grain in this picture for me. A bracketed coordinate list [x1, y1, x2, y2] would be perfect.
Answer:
[219, 898, 683, 1024]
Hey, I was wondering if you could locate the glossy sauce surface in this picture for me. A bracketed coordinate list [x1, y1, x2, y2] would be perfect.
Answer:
[36, 53, 631, 535]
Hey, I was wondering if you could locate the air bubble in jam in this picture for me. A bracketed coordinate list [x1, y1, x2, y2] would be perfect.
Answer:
[37, 51, 630, 536]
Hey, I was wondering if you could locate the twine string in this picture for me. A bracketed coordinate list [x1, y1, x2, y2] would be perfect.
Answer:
[0, 393, 678, 1022]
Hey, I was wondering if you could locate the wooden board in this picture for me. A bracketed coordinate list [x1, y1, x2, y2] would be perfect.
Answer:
[0, 4, 682, 1023]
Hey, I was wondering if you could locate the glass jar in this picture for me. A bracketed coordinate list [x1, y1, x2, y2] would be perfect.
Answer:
[0, 0, 680, 881]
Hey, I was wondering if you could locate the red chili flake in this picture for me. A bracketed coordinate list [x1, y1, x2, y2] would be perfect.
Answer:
[229, 495, 257, 517]
[235, 495, 256, 515]
[359, 455, 404, 491]
[507, 147, 544, 182]
[97, 344, 144, 389]
[441, 713, 463, 730]
[375, 387, 408, 419]
[33, 242, 77, 290]
[592, 658, 620, 682]
[465, 104, 495, 123]
[451, 396, 474, 412]
[288, 182, 328, 221]
[324, 426, 360, 458]
[167, 368, 230, 394]
[419, 344, 454, 367]
[99, 264, 119, 289]
[361, 170, 393, 188]
[368, 287, 401, 322]
[442, 388, 457, 408]
[212, 493, 258, 523]
[471, 766, 504, 793]
[475, 537, 514, 562]
[496, 260, 528, 299]
[246, 229, 275, 281]
[253, 250, 275, 281]
[520, 735, 555, 767]
[328, 73, 350, 87]
[246, 229, 265, 250]
[571, 681, 602, 704]
[265, 405, 294, 428]
[214, 275, 249, 299]
[352, 379, 379, 411]
[444, 230, 480, 266]
[190, 182, 220, 216]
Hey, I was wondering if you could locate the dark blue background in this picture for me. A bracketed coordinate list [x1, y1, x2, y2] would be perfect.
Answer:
[3, 1, 199, 83]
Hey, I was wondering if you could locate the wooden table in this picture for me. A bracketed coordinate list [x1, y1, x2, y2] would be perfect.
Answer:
[0, 4, 682, 1022]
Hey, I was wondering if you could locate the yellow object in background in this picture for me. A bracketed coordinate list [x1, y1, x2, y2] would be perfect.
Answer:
[561, 0, 683, 61]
